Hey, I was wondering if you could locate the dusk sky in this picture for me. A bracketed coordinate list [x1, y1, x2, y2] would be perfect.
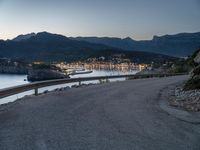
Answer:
[0, 0, 200, 40]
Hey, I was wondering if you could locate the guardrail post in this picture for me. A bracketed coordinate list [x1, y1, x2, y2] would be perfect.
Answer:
[35, 88, 38, 96]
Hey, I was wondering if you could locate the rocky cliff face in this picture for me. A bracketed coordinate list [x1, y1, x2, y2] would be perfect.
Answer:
[184, 49, 200, 90]
[0, 66, 27, 74]
[27, 69, 68, 82]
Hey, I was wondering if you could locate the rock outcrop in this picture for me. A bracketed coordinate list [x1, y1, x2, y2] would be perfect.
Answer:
[27, 69, 68, 82]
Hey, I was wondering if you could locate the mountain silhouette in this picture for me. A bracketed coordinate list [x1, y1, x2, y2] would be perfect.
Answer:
[71, 32, 200, 57]
[0, 32, 175, 63]
[12, 33, 36, 41]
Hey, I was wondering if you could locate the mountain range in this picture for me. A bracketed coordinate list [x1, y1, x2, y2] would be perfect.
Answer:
[11, 31, 200, 57]
[71, 32, 200, 57]
[0, 32, 175, 63]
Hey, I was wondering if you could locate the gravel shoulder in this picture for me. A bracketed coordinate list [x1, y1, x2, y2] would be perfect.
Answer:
[159, 85, 200, 124]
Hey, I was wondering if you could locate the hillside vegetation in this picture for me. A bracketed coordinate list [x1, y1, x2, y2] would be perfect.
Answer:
[184, 49, 200, 90]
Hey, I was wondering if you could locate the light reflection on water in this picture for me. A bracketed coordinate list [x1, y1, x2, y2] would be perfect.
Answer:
[0, 74, 28, 89]
[0, 69, 138, 105]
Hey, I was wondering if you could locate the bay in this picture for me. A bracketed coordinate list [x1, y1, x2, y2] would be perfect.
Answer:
[0, 69, 138, 105]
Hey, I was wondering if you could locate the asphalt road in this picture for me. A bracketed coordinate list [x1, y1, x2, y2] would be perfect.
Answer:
[0, 75, 200, 150]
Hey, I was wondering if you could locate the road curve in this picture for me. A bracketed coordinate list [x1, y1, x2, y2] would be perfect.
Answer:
[0, 75, 200, 150]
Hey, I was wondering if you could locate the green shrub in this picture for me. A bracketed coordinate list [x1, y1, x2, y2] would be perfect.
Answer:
[187, 49, 200, 67]
[168, 64, 191, 74]
[32, 64, 57, 70]
[193, 65, 200, 75]
[184, 76, 200, 90]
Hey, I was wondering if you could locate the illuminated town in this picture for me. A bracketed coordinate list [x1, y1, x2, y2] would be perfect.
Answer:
[54, 61, 149, 75]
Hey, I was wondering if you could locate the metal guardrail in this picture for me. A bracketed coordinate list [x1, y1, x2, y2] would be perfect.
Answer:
[0, 73, 187, 99]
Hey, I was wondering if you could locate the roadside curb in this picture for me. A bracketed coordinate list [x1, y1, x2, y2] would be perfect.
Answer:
[159, 86, 200, 124]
